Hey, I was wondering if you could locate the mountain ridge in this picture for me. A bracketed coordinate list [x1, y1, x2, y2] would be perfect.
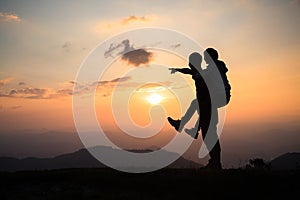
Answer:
[0, 146, 203, 172]
[270, 152, 300, 170]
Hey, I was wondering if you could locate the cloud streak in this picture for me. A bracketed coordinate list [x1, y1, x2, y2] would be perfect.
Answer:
[0, 76, 180, 99]
[0, 76, 133, 99]
[93, 76, 133, 97]
[93, 76, 132, 86]
[6, 87, 48, 99]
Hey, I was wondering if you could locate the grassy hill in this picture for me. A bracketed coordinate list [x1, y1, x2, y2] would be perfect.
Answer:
[0, 168, 299, 199]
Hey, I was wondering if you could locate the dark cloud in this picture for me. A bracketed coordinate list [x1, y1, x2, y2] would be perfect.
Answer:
[122, 48, 152, 66]
[121, 39, 153, 66]
[105, 39, 153, 66]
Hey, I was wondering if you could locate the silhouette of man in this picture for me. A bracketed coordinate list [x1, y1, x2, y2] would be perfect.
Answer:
[168, 48, 231, 170]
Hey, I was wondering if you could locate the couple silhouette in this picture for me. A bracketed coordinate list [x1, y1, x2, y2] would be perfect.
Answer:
[168, 48, 231, 170]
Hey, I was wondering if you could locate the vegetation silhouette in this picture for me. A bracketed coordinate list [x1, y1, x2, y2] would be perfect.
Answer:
[246, 158, 271, 171]
[0, 167, 299, 199]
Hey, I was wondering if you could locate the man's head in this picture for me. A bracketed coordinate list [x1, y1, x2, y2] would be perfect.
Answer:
[204, 48, 218, 64]
[188, 52, 202, 70]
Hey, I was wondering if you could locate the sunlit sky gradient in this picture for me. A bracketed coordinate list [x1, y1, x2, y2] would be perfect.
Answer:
[0, 0, 299, 166]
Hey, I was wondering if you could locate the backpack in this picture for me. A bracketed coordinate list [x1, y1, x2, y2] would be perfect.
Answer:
[207, 60, 231, 108]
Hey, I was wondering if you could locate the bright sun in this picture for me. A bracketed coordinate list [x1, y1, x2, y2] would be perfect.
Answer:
[146, 93, 163, 105]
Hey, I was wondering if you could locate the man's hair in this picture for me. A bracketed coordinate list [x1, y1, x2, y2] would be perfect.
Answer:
[205, 48, 218, 60]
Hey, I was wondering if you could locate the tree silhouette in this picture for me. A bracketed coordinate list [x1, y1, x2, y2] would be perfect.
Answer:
[246, 158, 270, 170]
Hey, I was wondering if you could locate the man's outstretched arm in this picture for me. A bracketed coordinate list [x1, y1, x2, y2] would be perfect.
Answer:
[169, 68, 193, 75]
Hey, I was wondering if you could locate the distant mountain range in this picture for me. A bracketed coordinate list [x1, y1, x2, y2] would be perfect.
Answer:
[270, 152, 300, 170]
[1, 130, 300, 171]
[1, 147, 299, 172]
[0, 146, 203, 172]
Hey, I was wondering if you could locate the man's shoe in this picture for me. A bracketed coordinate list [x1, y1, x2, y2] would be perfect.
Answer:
[167, 117, 182, 132]
[184, 128, 199, 139]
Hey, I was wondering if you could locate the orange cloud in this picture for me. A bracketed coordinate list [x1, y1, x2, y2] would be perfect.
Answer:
[121, 16, 148, 25]
[0, 12, 21, 22]
[0, 78, 13, 87]
[95, 15, 157, 37]
[99, 15, 151, 30]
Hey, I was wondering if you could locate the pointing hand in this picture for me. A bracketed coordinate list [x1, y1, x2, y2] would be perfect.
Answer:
[169, 68, 177, 74]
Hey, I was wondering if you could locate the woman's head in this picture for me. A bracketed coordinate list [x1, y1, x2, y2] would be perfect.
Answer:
[188, 52, 202, 70]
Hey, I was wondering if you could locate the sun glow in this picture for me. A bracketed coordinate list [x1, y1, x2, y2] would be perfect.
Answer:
[146, 93, 163, 105]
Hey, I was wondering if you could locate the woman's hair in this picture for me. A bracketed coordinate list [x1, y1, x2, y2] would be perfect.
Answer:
[189, 52, 202, 69]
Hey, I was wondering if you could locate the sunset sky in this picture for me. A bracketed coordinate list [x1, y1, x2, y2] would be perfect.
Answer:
[0, 0, 299, 167]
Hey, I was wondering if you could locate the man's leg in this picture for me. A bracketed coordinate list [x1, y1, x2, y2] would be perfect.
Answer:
[201, 107, 222, 170]
[208, 140, 221, 169]
[168, 99, 198, 132]
[184, 104, 200, 138]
